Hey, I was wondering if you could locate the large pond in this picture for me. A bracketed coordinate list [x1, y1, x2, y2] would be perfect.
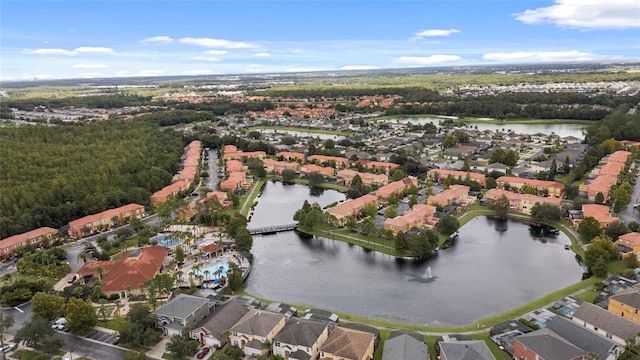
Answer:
[382, 117, 587, 139]
[255, 128, 346, 141]
[245, 182, 583, 326]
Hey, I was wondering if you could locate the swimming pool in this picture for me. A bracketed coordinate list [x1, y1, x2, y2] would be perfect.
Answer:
[151, 234, 183, 248]
[190, 262, 229, 283]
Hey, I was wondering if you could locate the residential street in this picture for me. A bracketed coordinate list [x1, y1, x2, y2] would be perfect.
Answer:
[618, 165, 640, 224]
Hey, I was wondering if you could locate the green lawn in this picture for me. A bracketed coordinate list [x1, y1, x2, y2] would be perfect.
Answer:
[574, 287, 601, 303]
[608, 259, 631, 275]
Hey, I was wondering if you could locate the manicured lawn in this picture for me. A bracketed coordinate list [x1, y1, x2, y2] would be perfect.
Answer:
[240, 178, 266, 216]
[608, 260, 631, 275]
[574, 287, 600, 303]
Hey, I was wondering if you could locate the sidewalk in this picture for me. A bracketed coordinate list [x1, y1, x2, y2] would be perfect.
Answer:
[146, 335, 170, 360]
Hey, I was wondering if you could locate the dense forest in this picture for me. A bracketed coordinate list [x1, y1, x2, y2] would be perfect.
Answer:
[584, 109, 640, 144]
[0, 121, 185, 238]
[2, 94, 152, 110]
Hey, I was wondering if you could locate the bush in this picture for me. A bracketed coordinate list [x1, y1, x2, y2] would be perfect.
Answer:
[109, 294, 120, 301]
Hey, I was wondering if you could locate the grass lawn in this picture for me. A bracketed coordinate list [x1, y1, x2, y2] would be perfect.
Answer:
[574, 287, 601, 303]
[240, 178, 266, 217]
[608, 260, 631, 276]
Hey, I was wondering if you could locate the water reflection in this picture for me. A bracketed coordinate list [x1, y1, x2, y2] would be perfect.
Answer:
[245, 182, 582, 325]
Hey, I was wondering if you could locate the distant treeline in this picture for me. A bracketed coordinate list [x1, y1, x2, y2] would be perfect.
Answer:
[173, 99, 276, 114]
[0, 121, 185, 238]
[3, 94, 152, 110]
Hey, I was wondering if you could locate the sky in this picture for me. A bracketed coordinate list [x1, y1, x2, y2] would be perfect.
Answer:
[1, 0, 639, 81]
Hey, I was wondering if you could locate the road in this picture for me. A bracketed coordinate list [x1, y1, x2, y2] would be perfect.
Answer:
[618, 163, 640, 224]
[206, 149, 219, 191]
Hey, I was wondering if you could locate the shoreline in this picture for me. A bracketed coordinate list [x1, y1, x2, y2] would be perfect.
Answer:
[369, 114, 594, 125]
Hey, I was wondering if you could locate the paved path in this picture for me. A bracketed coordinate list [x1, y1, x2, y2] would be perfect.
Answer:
[146, 335, 170, 360]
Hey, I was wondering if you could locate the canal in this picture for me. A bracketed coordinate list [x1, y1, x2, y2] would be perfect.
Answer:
[245, 182, 583, 326]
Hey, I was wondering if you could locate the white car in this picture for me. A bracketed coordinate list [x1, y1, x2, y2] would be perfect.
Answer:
[1, 343, 15, 352]
[52, 323, 65, 331]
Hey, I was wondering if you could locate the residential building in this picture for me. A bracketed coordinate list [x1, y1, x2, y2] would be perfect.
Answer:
[178, 191, 232, 221]
[263, 158, 301, 175]
[222, 150, 267, 161]
[427, 169, 486, 186]
[381, 331, 428, 360]
[0, 227, 58, 257]
[151, 179, 191, 206]
[496, 176, 564, 197]
[277, 151, 305, 162]
[581, 204, 618, 228]
[616, 232, 640, 263]
[76, 246, 167, 299]
[513, 329, 585, 360]
[226, 159, 244, 173]
[544, 316, 624, 360]
[427, 185, 473, 207]
[229, 309, 286, 357]
[357, 160, 399, 174]
[608, 287, 640, 324]
[579, 150, 631, 202]
[300, 164, 335, 178]
[307, 155, 349, 168]
[375, 178, 418, 201]
[336, 169, 388, 186]
[383, 204, 438, 235]
[220, 171, 253, 193]
[328, 194, 378, 226]
[190, 301, 249, 348]
[155, 294, 211, 337]
[319, 326, 375, 360]
[272, 318, 330, 360]
[483, 188, 562, 215]
[439, 340, 495, 360]
[572, 302, 640, 346]
[68, 203, 146, 238]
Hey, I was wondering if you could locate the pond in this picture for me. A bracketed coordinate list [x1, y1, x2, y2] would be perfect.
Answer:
[255, 128, 346, 141]
[245, 182, 583, 326]
[382, 117, 587, 139]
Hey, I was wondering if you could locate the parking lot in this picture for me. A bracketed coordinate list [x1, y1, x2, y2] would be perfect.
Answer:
[85, 329, 118, 345]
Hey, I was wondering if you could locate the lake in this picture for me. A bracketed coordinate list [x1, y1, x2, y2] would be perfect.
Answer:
[245, 182, 583, 326]
[255, 128, 346, 141]
[382, 117, 587, 139]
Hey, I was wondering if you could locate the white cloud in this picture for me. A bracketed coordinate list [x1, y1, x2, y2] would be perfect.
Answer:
[25, 47, 114, 56]
[415, 29, 461, 37]
[26, 48, 75, 55]
[483, 50, 596, 62]
[139, 36, 174, 44]
[73, 64, 108, 69]
[253, 52, 271, 57]
[339, 65, 380, 70]
[114, 70, 165, 77]
[73, 47, 114, 54]
[190, 56, 222, 62]
[205, 50, 228, 55]
[514, 0, 640, 29]
[397, 55, 462, 64]
[178, 37, 258, 49]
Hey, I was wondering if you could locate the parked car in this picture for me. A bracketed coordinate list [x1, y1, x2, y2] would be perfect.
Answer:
[1, 343, 15, 353]
[67, 274, 77, 284]
[196, 347, 210, 359]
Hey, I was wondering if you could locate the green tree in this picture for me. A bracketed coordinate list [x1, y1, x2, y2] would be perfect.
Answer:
[234, 228, 253, 252]
[436, 215, 460, 236]
[345, 215, 357, 232]
[395, 232, 408, 252]
[119, 303, 159, 347]
[14, 316, 54, 347]
[360, 218, 375, 235]
[323, 139, 335, 150]
[530, 203, 562, 222]
[307, 172, 325, 189]
[489, 195, 510, 219]
[520, 184, 537, 195]
[486, 177, 497, 190]
[226, 262, 244, 293]
[595, 192, 605, 204]
[0, 312, 14, 356]
[175, 246, 185, 266]
[66, 297, 98, 335]
[390, 169, 406, 181]
[604, 221, 630, 240]
[384, 207, 398, 219]
[578, 217, 602, 243]
[281, 169, 296, 182]
[408, 195, 418, 208]
[363, 202, 378, 218]
[303, 208, 324, 230]
[612, 182, 633, 212]
[166, 336, 199, 360]
[32, 292, 66, 321]
[443, 175, 455, 190]
[584, 236, 619, 277]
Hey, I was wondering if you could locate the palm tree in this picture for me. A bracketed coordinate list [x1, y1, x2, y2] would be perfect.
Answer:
[114, 300, 122, 316]
[203, 270, 210, 282]
[99, 298, 108, 322]
[174, 270, 184, 285]
[78, 252, 89, 265]
[96, 266, 104, 282]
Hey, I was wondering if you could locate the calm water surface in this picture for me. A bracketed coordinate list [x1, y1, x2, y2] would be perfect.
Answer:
[256, 129, 346, 141]
[245, 182, 583, 326]
[383, 117, 587, 139]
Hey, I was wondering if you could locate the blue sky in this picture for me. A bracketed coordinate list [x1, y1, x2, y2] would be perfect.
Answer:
[1, 0, 639, 81]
